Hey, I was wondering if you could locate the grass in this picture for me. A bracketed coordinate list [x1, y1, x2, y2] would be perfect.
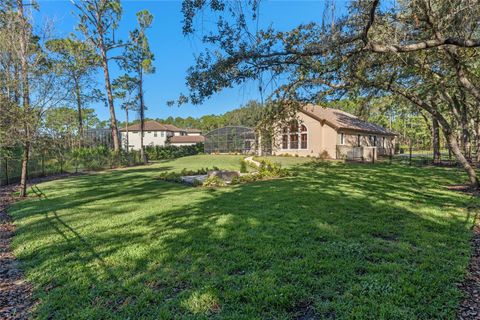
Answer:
[254, 155, 316, 167]
[8, 154, 480, 319]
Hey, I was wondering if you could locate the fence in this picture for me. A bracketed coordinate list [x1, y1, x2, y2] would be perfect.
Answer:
[0, 148, 145, 187]
[392, 147, 459, 166]
[0, 154, 69, 186]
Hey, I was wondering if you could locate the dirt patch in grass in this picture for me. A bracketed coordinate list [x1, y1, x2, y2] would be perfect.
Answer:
[0, 174, 74, 319]
[0, 184, 34, 319]
[458, 225, 480, 320]
[447, 184, 480, 197]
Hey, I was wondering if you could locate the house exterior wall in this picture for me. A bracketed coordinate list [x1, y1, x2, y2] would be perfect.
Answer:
[121, 131, 171, 150]
[336, 130, 395, 159]
[270, 112, 395, 159]
[271, 112, 339, 158]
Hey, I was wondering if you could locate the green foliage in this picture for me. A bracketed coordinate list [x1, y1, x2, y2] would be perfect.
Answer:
[150, 100, 265, 132]
[239, 160, 248, 173]
[145, 143, 204, 160]
[257, 159, 290, 178]
[202, 175, 226, 187]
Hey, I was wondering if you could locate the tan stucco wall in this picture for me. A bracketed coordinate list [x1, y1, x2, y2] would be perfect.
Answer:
[271, 112, 337, 158]
[270, 112, 395, 159]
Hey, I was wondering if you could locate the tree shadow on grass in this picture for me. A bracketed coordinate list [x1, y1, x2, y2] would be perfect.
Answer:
[10, 161, 480, 319]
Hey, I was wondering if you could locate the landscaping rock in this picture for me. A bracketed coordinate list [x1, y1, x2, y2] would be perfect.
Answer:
[207, 170, 240, 182]
[180, 174, 207, 185]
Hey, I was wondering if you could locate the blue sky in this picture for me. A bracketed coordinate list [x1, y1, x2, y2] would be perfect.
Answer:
[35, 0, 348, 121]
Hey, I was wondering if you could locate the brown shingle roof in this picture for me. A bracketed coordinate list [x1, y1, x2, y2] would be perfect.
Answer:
[119, 120, 182, 132]
[169, 135, 205, 144]
[301, 105, 396, 136]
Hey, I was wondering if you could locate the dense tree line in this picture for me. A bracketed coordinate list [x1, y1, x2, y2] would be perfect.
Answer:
[0, 0, 155, 196]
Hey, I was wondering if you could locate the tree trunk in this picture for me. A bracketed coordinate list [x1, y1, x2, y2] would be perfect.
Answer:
[475, 119, 480, 163]
[73, 77, 84, 147]
[125, 107, 129, 151]
[432, 116, 441, 164]
[99, 37, 120, 153]
[17, 0, 30, 198]
[139, 70, 147, 164]
[461, 103, 471, 161]
[19, 141, 29, 197]
[444, 129, 479, 188]
[125, 107, 131, 165]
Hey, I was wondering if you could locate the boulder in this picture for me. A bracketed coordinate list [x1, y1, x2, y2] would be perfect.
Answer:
[207, 170, 240, 182]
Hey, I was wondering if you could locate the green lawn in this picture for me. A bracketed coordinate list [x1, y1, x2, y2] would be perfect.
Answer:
[9, 155, 479, 319]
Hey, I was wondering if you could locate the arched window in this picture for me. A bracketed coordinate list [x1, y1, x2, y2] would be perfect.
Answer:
[300, 124, 307, 149]
[281, 121, 309, 150]
[289, 120, 299, 149]
[282, 134, 288, 149]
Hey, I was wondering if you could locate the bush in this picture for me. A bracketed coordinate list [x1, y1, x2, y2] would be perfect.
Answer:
[203, 175, 226, 187]
[258, 159, 290, 178]
[240, 160, 248, 173]
[145, 143, 204, 160]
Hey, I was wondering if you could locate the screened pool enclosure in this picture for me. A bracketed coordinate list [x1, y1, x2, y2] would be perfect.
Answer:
[204, 126, 256, 154]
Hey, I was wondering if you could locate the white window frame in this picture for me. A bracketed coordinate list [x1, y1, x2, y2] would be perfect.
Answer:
[281, 121, 309, 150]
[340, 133, 345, 145]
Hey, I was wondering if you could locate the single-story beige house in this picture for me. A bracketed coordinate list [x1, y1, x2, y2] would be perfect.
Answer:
[270, 104, 396, 160]
[120, 120, 203, 150]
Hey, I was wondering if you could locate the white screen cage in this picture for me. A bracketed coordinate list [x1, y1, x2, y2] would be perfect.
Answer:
[204, 126, 256, 154]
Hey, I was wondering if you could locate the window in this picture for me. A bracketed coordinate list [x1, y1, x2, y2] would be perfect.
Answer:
[382, 137, 386, 148]
[340, 133, 345, 145]
[357, 135, 361, 146]
[148, 131, 151, 134]
[373, 136, 377, 146]
[161, 131, 164, 137]
[282, 135, 288, 149]
[301, 134, 307, 149]
[290, 134, 299, 149]
[290, 120, 299, 133]
[154, 132, 158, 137]
[281, 120, 306, 149]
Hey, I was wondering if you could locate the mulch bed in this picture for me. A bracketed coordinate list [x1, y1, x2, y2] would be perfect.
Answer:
[449, 184, 480, 319]
[0, 174, 74, 319]
[0, 184, 33, 320]
[458, 225, 480, 320]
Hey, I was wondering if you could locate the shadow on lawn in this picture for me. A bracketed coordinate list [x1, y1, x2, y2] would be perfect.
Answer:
[12, 161, 480, 319]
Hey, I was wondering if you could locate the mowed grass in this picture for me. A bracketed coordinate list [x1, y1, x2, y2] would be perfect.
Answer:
[9, 154, 480, 319]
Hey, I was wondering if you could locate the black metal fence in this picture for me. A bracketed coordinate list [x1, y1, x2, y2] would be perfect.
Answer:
[0, 148, 145, 187]
[0, 154, 68, 186]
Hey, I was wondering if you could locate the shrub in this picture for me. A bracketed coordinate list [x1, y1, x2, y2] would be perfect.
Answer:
[157, 171, 183, 183]
[145, 143, 204, 160]
[258, 159, 290, 178]
[203, 175, 226, 187]
[240, 160, 248, 173]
